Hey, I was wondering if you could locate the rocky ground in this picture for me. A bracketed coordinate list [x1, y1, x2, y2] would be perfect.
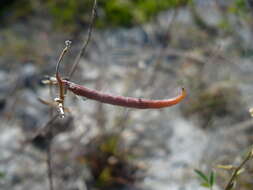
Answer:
[1, 3, 253, 190]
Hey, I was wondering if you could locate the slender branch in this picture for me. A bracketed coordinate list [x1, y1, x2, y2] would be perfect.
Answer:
[47, 142, 54, 190]
[44, 40, 71, 190]
[44, 40, 71, 189]
[55, 40, 72, 77]
[56, 40, 71, 100]
[46, 82, 56, 190]
[68, 0, 97, 80]
[143, 9, 178, 90]
[224, 149, 253, 190]
[28, 115, 59, 190]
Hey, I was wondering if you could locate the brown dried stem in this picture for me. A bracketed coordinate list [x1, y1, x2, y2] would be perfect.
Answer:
[55, 40, 71, 118]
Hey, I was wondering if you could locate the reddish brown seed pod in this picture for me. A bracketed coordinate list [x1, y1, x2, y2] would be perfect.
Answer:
[61, 79, 186, 109]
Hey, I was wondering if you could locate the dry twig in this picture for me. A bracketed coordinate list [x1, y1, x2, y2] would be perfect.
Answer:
[224, 149, 253, 190]
[68, 0, 97, 80]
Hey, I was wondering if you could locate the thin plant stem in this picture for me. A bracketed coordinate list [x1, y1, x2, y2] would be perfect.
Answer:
[46, 83, 55, 190]
[28, 114, 58, 190]
[56, 41, 71, 99]
[49, 84, 54, 116]
[55, 40, 72, 77]
[56, 40, 71, 100]
[224, 149, 253, 190]
[47, 142, 54, 190]
[143, 9, 178, 90]
[46, 38, 71, 190]
[55, 40, 71, 118]
[68, 0, 97, 80]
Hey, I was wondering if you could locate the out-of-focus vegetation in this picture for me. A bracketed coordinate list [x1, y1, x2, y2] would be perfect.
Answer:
[229, 0, 248, 15]
[1, 0, 253, 33]
[76, 133, 143, 189]
[0, 0, 191, 30]
[194, 169, 216, 189]
[182, 81, 247, 128]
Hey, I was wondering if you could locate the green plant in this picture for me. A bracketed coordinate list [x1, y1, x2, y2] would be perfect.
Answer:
[221, 149, 253, 190]
[0, 0, 192, 30]
[229, 0, 247, 15]
[99, 0, 192, 27]
[135, 0, 190, 21]
[195, 169, 216, 190]
[0, 171, 5, 179]
[44, 0, 92, 30]
[76, 133, 143, 189]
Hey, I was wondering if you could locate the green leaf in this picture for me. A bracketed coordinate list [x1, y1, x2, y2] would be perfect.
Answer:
[201, 182, 210, 188]
[194, 169, 209, 183]
[0, 171, 5, 179]
[209, 171, 215, 187]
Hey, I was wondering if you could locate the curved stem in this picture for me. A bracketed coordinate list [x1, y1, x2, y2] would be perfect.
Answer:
[55, 41, 71, 118]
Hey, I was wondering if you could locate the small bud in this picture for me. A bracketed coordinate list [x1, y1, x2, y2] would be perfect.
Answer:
[57, 102, 65, 119]
[41, 79, 51, 85]
[236, 168, 245, 176]
[65, 40, 72, 47]
[249, 107, 253, 117]
[41, 77, 57, 85]
[54, 98, 65, 118]
[54, 98, 61, 103]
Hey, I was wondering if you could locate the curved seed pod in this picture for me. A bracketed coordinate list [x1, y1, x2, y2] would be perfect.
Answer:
[62, 80, 186, 109]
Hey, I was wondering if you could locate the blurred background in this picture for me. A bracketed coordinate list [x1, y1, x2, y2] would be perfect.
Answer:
[1, 0, 253, 190]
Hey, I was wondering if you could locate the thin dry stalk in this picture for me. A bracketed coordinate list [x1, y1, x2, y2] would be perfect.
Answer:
[46, 83, 57, 190]
[55, 40, 72, 118]
[224, 149, 253, 190]
[68, 0, 97, 79]
[55, 40, 72, 76]
[112, 10, 178, 143]
[47, 142, 54, 190]
[142, 10, 178, 92]
[45, 39, 71, 189]
[43, 1, 97, 186]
